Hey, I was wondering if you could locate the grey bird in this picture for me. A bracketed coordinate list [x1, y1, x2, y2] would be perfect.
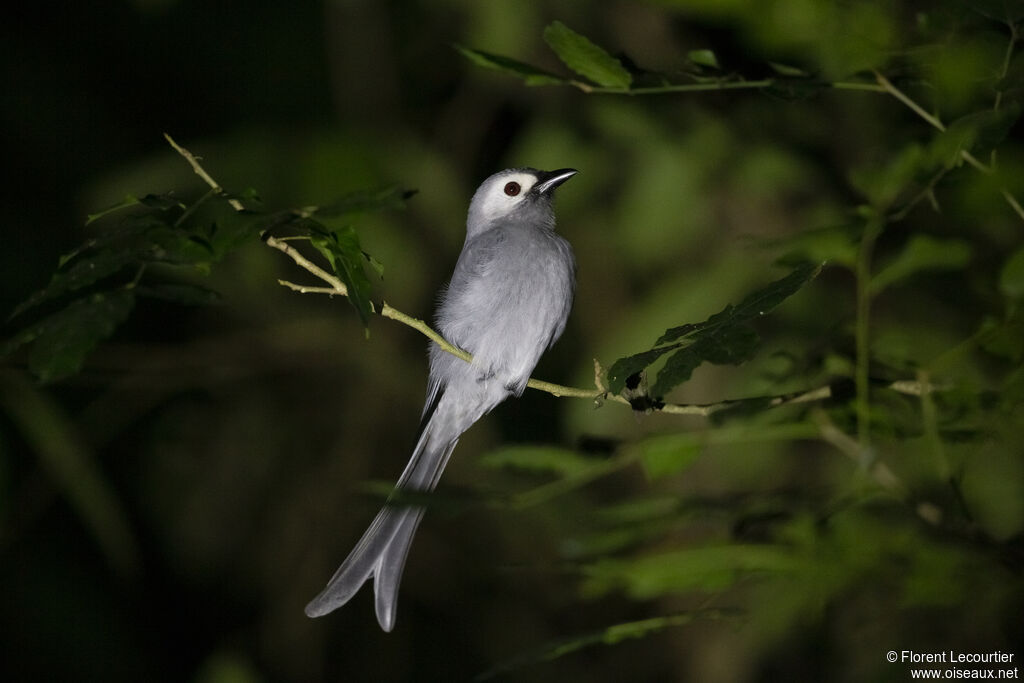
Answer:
[304, 167, 578, 631]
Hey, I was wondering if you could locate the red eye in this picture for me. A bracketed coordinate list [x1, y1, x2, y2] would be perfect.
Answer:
[503, 181, 521, 196]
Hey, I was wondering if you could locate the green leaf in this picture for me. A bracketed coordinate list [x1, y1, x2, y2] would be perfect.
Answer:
[980, 311, 1024, 363]
[688, 49, 720, 69]
[480, 445, 598, 476]
[607, 262, 821, 395]
[651, 325, 760, 397]
[606, 346, 679, 395]
[453, 45, 565, 86]
[633, 434, 703, 480]
[9, 247, 137, 321]
[4, 290, 136, 383]
[775, 224, 859, 269]
[582, 544, 798, 599]
[849, 144, 926, 208]
[308, 222, 374, 328]
[543, 21, 632, 89]
[870, 235, 972, 294]
[999, 245, 1024, 299]
[657, 262, 821, 345]
[768, 61, 811, 77]
[85, 194, 143, 225]
[927, 106, 1022, 170]
[84, 192, 185, 226]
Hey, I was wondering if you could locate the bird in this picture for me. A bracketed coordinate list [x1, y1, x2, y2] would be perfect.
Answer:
[304, 167, 578, 631]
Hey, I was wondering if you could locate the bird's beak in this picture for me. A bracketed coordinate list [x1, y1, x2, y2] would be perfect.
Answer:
[533, 168, 578, 196]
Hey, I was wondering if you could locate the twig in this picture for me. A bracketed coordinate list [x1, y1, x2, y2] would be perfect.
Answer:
[569, 78, 885, 96]
[164, 133, 244, 212]
[872, 72, 1024, 223]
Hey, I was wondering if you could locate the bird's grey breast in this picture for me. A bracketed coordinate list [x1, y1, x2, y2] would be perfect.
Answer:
[436, 222, 575, 386]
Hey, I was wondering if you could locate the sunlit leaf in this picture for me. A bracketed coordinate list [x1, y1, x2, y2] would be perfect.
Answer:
[543, 21, 632, 89]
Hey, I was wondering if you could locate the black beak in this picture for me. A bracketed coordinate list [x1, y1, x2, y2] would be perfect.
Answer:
[533, 168, 578, 196]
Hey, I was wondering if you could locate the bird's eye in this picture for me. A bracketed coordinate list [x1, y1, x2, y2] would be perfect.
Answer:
[503, 181, 521, 197]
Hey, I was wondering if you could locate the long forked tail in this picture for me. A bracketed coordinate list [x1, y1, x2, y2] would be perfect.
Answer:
[304, 397, 460, 631]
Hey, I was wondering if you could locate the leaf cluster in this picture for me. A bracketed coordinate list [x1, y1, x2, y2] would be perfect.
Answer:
[3, 183, 411, 382]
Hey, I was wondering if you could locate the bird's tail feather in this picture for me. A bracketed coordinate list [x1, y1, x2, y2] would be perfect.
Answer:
[304, 403, 460, 628]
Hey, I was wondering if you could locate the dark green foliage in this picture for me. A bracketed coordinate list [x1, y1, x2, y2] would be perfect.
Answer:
[607, 262, 821, 396]
[309, 223, 376, 327]
[463, 5, 1024, 679]
[542, 21, 633, 89]
[4, 291, 135, 383]
[3, 166, 411, 382]
[454, 45, 566, 86]
[4, 3, 1024, 682]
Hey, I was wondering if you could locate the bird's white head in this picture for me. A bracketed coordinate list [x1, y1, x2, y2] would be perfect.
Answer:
[466, 167, 577, 237]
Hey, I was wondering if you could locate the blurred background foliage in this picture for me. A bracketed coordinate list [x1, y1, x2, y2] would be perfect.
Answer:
[2, 0, 1023, 681]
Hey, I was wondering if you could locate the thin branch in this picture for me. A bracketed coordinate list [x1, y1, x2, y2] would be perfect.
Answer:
[265, 236, 348, 295]
[872, 72, 1024, 223]
[165, 134, 941, 419]
[569, 78, 886, 96]
[164, 133, 244, 212]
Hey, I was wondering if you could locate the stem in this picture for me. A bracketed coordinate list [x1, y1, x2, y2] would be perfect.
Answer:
[571, 78, 886, 96]
[164, 133, 244, 212]
[855, 216, 884, 459]
[917, 369, 950, 481]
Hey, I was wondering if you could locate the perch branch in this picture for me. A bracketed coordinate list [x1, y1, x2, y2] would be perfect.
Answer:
[165, 134, 940, 418]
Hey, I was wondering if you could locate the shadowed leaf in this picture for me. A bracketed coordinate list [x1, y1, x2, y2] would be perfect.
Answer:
[308, 222, 374, 328]
[582, 545, 798, 599]
[608, 263, 821, 395]
[454, 45, 565, 86]
[0, 371, 139, 574]
[4, 290, 136, 383]
[480, 445, 599, 476]
[871, 235, 971, 294]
